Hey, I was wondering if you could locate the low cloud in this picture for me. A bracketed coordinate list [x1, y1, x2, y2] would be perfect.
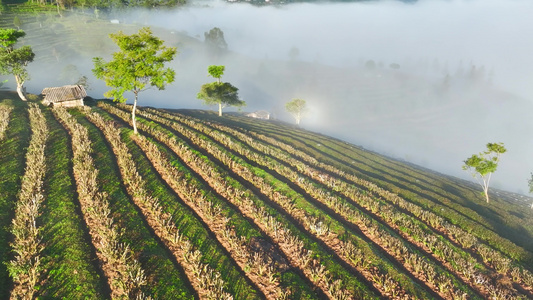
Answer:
[7, 0, 533, 194]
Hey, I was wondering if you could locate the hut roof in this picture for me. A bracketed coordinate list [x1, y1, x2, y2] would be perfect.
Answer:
[41, 85, 87, 103]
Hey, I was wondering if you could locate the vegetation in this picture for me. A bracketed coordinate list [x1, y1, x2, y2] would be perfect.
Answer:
[0, 104, 13, 140]
[0, 93, 532, 299]
[0, 28, 35, 101]
[92, 27, 177, 134]
[463, 142, 507, 203]
[7, 103, 48, 299]
[197, 65, 245, 116]
[0, 3, 531, 299]
[285, 98, 307, 125]
[204, 27, 228, 57]
[3, 0, 186, 9]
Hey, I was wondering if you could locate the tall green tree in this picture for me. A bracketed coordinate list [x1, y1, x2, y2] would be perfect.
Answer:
[285, 98, 307, 125]
[197, 65, 245, 116]
[462, 142, 507, 203]
[93, 27, 176, 134]
[0, 28, 35, 101]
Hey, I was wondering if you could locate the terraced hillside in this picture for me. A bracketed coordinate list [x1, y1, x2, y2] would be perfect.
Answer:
[1, 92, 532, 299]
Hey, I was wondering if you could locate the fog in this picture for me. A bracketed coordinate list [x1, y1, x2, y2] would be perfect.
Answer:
[7, 0, 533, 194]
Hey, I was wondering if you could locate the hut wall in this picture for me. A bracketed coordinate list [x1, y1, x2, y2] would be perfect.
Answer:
[52, 99, 84, 108]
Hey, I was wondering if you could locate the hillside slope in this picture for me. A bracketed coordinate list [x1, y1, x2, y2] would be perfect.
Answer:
[1, 92, 532, 299]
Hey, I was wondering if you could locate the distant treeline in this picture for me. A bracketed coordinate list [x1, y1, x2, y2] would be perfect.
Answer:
[2, 0, 186, 9]
[2, 0, 388, 9]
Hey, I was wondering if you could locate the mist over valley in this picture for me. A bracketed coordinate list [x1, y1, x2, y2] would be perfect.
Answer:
[6, 0, 533, 194]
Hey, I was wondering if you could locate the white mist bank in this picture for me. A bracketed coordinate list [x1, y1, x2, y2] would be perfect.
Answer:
[6, 0, 533, 194]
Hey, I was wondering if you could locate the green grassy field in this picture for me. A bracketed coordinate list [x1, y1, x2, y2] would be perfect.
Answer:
[1, 91, 532, 299]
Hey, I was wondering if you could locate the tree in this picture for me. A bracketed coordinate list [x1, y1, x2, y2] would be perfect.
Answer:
[204, 27, 227, 58]
[13, 16, 21, 29]
[197, 65, 245, 116]
[365, 60, 376, 70]
[462, 142, 507, 203]
[288, 46, 300, 61]
[93, 27, 176, 134]
[285, 98, 307, 125]
[0, 28, 35, 101]
[204, 27, 227, 50]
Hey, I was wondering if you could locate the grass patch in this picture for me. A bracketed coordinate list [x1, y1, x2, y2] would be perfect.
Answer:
[70, 109, 194, 298]
[38, 106, 106, 299]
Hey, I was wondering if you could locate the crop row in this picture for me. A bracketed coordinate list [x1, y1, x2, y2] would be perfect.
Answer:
[150, 108, 533, 299]
[159, 110, 532, 298]
[94, 104, 283, 299]
[99, 103, 321, 299]
[231, 120, 533, 293]
[7, 104, 48, 299]
[52, 107, 149, 299]
[228, 116, 533, 267]
[0, 99, 31, 299]
[100, 102, 364, 299]
[138, 107, 431, 299]
[141, 108, 484, 300]
[193, 110, 533, 294]
[84, 108, 232, 299]
[243, 129, 533, 279]
[0, 105, 13, 141]
[112, 103, 460, 299]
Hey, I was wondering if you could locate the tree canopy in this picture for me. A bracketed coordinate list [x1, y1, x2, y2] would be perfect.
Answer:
[93, 27, 176, 134]
[204, 27, 227, 58]
[197, 65, 245, 116]
[462, 142, 507, 203]
[33, 0, 186, 9]
[0, 28, 35, 101]
[204, 27, 227, 50]
[285, 98, 307, 125]
[207, 65, 225, 83]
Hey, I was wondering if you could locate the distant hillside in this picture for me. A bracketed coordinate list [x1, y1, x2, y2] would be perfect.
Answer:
[1, 91, 532, 299]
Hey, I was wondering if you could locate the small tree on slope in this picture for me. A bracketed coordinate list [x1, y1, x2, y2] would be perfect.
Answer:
[197, 65, 245, 116]
[93, 27, 176, 134]
[0, 28, 35, 101]
[462, 142, 506, 203]
[285, 98, 307, 125]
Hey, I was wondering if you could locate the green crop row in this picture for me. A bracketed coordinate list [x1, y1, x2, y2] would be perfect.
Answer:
[7, 103, 48, 299]
[183, 114, 531, 297]
[52, 107, 150, 299]
[0, 96, 31, 299]
[169, 108, 532, 299]
[96, 103, 267, 299]
[233, 114, 533, 265]
[38, 106, 105, 298]
[148, 108, 485, 300]
[103, 102, 360, 299]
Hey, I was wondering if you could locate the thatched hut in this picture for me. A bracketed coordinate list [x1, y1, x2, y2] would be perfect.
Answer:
[246, 110, 270, 120]
[41, 85, 87, 107]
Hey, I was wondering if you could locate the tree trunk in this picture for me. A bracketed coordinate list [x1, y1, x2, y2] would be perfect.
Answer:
[484, 188, 490, 203]
[218, 102, 222, 116]
[132, 92, 138, 134]
[15, 76, 27, 101]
